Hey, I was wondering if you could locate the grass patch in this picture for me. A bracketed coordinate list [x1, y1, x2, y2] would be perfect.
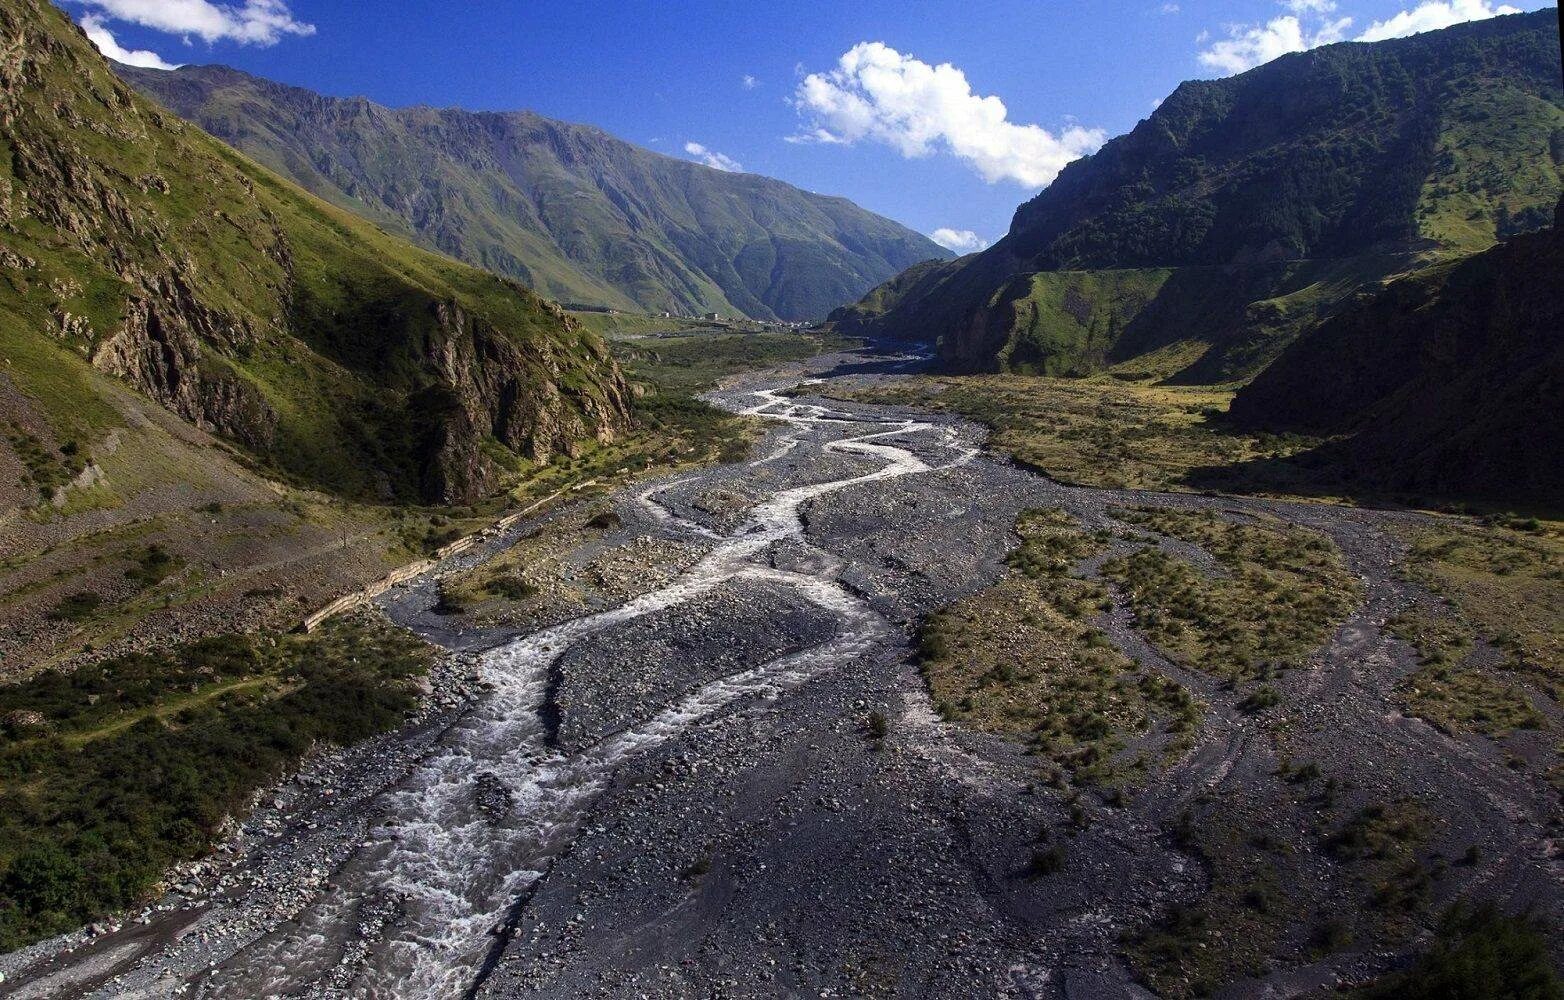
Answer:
[3, 420, 87, 501]
[0, 615, 432, 950]
[1127, 806, 1291, 998]
[121, 543, 184, 589]
[1326, 800, 1436, 924]
[616, 331, 855, 396]
[827, 374, 1317, 493]
[1103, 508, 1360, 680]
[1393, 520, 1563, 694]
[1393, 611, 1545, 737]
[919, 508, 1199, 787]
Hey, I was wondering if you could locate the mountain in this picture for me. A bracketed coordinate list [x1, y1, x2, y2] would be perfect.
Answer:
[1225, 202, 1563, 505]
[0, 0, 630, 507]
[114, 64, 951, 323]
[833, 9, 1563, 381]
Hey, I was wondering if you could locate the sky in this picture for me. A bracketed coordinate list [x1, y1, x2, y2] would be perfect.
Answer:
[64, 0, 1554, 253]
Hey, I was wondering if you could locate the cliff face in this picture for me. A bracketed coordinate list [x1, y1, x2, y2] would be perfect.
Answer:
[842, 10, 1562, 381]
[1225, 210, 1562, 504]
[0, 0, 630, 505]
[117, 63, 952, 323]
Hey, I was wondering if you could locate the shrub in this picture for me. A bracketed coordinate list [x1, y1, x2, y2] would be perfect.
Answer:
[1355, 903, 1563, 999]
[866, 710, 889, 740]
[47, 591, 103, 622]
[1030, 846, 1067, 876]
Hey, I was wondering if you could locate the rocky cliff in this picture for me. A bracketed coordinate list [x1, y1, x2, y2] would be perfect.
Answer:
[0, 0, 630, 505]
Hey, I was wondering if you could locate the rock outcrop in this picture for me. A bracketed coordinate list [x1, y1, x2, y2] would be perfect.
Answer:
[0, 0, 631, 505]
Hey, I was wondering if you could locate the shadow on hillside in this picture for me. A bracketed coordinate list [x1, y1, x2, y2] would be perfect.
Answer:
[1184, 441, 1563, 521]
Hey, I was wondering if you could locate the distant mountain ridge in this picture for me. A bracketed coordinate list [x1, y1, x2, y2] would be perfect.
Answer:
[832, 9, 1563, 381]
[117, 63, 951, 322]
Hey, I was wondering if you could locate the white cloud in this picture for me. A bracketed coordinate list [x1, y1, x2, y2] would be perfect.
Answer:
[742, 74, 758, 89]
[80, 13, 180, 68]
[1357, 0, 1520, 41]
[72, 0, 314, 46]
[684, 141, 743, 172]
[1198, 12, 1352, 74]
[929, 228, 989, 253]
[790, 42, 1104, 188]
[1199, 0, 1522, 75]
[1161, 2, 1181, 13]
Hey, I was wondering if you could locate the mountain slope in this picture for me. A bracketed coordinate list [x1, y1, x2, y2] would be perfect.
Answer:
[0, 0, 630, 507]
[1226, 204, 1563, 505]
[838, 9, 1563, 380]
[115, 64, 951, 323]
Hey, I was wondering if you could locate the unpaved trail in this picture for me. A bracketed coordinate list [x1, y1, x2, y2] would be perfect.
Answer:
[2, 350, 1557, 999]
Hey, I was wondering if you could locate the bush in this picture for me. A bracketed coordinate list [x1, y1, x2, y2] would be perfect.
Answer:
[866, 710, 889, 740]
[1356, 903, 1563, 999]
[47, 591, 103, 622]
[483, 574, 536, 601]
[1031, 846, 1067, 876]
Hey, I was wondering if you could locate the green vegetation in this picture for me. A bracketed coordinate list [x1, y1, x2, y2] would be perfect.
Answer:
[121, 543, 183, 589]
[1128, 806, 1294, 998]
[568, 311, 722, 339]
[1, 0, 628, 507]
[918, 508, 1199, 788]
[829, 375, 1315, 493]
[1385, 519, 1560, 743]
[3, 420, 88, 500]
[46, 592, 103, 623]
[119, 64, 948, 323]
[1394, 611, 1545, 738]
[1353, 903, 1563, 999]
[1393, 521, 1563, 689]
[1327, 800, 1436, 923]
[617, 332, 856, 396]
[1103, 509, 1360, 679]
[996, 268, 1172, 377]
[613, 330, 857, 470]
[0, 615, 432, 950]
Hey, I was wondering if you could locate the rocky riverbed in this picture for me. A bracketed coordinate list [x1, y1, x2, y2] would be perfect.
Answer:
[2, 350, 1558, 999]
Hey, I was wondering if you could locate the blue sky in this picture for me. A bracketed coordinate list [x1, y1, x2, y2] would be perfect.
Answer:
[66, 0, 1553, 252]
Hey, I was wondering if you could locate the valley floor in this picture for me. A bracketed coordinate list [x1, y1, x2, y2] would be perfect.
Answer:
[1, 350, 1558, 998]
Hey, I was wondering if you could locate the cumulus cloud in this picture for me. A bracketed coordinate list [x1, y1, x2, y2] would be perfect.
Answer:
[80, 13, 180, 69]
[1357, 0, 1520, 41]
[928, 228, 989, 253]
[684, 141, 743, 172]
[791, 42, 1104, 188]
[1199, 0, 1522, 74]
[1198, 12, 1351, 74]
[72, 0, 314, 46]
[742, 74, 758, 89]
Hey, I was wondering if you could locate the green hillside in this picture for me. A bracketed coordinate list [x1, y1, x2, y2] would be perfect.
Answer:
[0, 0, 631, 508]
[117, 63, 952, 323]
[834, 9, 1563, 382]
